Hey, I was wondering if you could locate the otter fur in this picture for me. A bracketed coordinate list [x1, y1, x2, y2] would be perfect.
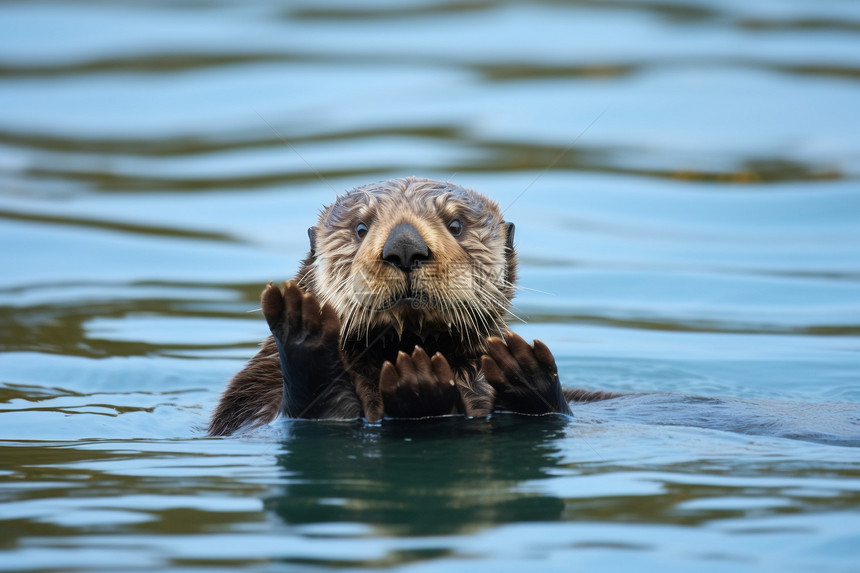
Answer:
[209, 177, 616, 436]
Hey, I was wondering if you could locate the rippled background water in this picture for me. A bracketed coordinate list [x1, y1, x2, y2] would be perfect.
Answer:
[2, 1, 860, 571]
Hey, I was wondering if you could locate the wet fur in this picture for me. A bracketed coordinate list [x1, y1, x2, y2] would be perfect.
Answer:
[209, 177, 614, 435]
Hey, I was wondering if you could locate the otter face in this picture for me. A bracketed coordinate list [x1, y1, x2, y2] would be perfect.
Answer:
[303, 177, 517, 345]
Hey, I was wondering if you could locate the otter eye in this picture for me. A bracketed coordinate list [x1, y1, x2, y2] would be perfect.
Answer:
[448, 219, 463, 237]
[355, 222, 368, 240]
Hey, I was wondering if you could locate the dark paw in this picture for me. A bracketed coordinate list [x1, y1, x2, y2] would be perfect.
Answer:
[481, 332, 571, 415]
[379, 346, 460, 418]
[261, 281, 356, 418]
[262, 281, 340, 351]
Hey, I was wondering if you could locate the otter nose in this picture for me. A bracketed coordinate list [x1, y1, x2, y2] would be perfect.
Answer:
[382, 223, 430, 272]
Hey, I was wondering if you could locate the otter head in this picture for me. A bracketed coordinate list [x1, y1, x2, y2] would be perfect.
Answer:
[300, 177, 517, 347]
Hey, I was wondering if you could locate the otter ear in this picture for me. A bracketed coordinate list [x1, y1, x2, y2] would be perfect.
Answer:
[307, 227, 317, 256]
[505, 222, 515, 251]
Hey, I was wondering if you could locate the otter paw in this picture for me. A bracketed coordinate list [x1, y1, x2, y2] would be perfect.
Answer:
[481, 332, 572, 415]
[262, 281, 340, 350]
[379, 346, 459, 418]
[261, 281, 352, 418]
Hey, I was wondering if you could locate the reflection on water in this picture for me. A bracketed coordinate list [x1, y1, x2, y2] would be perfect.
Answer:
[270, 418, 571, 537]
[1, 0, 860, 571]
[2, 417, 859, 570]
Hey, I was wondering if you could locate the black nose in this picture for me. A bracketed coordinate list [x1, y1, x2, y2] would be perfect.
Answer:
[382, 223, 430, 272]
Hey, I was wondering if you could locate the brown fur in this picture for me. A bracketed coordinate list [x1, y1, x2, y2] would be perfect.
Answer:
[564, 389, 623, 402]
[208, 338, 281, 436]
[209, 177, 614, 435]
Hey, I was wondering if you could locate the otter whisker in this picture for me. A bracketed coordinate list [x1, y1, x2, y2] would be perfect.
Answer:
[476, 287, 526, 325]
[320, 273, 350, 305]
[503, 308, 527, 324]
[460, 301, 487, 339]
[470, 284, 507, 327]
[512, 284, 556, 296]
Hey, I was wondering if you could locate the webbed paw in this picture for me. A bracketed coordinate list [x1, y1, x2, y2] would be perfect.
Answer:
[379, 346, 460, 418]
[481, 332, 571, 415]
[261, 281, 358, 418]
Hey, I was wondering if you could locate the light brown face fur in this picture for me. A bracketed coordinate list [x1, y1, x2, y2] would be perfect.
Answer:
[298, 177, 517, 349]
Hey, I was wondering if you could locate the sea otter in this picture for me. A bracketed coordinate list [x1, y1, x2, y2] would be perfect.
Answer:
[208, 177, 614, 436]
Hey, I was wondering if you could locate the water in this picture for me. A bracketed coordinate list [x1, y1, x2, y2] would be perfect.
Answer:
[1, 1, 860, 571]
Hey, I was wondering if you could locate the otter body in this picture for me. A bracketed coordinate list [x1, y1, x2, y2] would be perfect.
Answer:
[209, 178, 614, 436]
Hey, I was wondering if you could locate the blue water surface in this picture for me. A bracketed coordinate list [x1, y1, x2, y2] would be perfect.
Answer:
[1, 1, 859, 571]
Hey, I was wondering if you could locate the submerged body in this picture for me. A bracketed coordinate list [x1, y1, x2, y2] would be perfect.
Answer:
[209, 178, 614, 436]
